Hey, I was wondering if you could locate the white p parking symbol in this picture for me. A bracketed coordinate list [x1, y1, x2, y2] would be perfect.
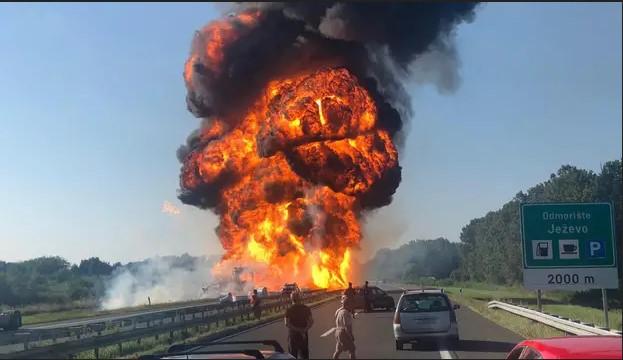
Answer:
[589, 240, 605, 258]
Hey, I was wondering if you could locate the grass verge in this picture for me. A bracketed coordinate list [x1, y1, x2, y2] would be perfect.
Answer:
[439, 285, 621, 331]
[432, 284, 621, 339]
[21, 298, 216, 326]
[444, 288, 565, 339]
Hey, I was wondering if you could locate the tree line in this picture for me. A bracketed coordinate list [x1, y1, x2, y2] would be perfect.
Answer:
[0, 257, 119, 306]
[0, 254, 201, 307]
[365, 159, 622, 291]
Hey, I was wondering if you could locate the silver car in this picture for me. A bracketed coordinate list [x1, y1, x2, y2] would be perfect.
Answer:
[393, 289, 460, 350]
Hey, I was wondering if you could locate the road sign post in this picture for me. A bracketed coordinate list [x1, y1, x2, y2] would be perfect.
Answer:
[601, 288, 610, 329]
[520, 202, 619, 290]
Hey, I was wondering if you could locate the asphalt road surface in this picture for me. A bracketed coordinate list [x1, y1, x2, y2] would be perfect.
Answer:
[217, 288, 522, 359]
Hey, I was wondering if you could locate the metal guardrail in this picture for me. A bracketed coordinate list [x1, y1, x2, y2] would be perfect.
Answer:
[0, 289, 334, 359]
[488, 300, 622, 336]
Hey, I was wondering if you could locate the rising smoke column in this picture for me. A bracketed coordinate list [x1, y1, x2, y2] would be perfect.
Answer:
[177, 2, 478, 289]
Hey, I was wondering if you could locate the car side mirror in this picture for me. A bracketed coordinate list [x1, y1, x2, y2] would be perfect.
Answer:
[453, 304, 460, 310]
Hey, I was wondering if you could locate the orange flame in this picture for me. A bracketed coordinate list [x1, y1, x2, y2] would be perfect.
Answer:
[181, 68, 398, 290]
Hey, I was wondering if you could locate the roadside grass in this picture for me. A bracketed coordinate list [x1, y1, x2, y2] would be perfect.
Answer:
[74, 296, 336, 359]
[438, 285, 622, 338]
[443, 288, 566, 339]
[441, 285, 621, 331]
[21, 298, 216, 326]
[539, 304, 622, 330]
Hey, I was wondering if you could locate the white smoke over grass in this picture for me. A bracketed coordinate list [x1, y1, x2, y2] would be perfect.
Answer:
[101, 254, 219, 310]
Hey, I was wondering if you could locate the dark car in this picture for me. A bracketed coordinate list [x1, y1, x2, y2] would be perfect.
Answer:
[140, 340, 295, 359]
[281, 283, 300, 297]
[351, 286, 395, 311]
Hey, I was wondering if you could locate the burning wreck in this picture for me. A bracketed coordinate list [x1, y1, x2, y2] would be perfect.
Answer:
[176, 3, 477, 291]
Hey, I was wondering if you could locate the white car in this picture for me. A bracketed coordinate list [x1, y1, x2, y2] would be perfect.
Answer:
[393, 289, 460, 350]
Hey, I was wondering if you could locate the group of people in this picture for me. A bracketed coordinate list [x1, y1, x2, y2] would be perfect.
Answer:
[240, 281, 370, 359]
[282, 281, 369, 359]
[343, 281, 373, 312]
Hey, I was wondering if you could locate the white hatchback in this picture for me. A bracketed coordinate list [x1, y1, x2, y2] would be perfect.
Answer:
[393, 289, 460, 350]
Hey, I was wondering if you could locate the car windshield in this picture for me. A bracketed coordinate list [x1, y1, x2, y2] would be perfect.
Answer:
[2, 3, 620, 360]
[399, 294, 450, 313]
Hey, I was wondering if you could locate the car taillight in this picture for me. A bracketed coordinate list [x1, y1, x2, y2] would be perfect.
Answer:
[393, 311, 401, 324]
[450, 310, 457, 323]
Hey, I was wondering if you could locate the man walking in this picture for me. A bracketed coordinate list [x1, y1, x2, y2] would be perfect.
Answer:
[285, 292, 313, 359]
[333, 296, 356, 359]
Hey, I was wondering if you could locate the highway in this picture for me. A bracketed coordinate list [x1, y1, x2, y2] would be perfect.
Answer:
[216, 286, 523, 359]
[4, 285, 523, 359]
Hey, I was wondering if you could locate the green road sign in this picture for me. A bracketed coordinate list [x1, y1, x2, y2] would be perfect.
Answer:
[520, 202, 619, 290]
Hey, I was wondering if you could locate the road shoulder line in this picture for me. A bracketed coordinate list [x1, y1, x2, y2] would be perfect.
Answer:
[439, 349, 454, 359]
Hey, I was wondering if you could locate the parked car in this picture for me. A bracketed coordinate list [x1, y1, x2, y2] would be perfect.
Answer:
[218, 293, 235, 306]
[0, 310, 21, 331]
[281, 283, 300, 297]
[505, 336, 622, 359]
[350, 286, 395, 311]
[393, 289, 460, 350]
[140, 340, 295, 359]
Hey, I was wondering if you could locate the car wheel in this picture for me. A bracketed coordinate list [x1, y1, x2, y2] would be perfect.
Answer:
[447, 336, 459, 349]
[395, 341, 404, 351]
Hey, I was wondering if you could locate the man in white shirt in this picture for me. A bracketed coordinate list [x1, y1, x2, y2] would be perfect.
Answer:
[332, 296, 356, 359]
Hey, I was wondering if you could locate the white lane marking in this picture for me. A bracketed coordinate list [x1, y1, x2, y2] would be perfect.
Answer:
[439, 349, 454, 359]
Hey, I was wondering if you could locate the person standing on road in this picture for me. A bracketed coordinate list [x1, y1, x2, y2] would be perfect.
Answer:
[285, 292, 313, 359]
[333, 296, 356, 359]
[362, 281, 371, 313]
[343, 282, 355, 299]
[250, 289, 262, 320]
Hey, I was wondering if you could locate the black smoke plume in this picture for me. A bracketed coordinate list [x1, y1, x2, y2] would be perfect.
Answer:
[178, 2, 478, 208]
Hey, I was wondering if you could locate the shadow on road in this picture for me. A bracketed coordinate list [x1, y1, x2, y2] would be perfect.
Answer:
[455, 339, 517, 352]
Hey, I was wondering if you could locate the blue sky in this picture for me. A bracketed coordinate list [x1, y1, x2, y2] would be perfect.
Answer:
[1, 3, 621, 264]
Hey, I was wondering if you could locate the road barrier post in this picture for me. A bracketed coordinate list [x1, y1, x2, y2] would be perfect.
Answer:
[601, 288, 609, 329]
[536, 289, 542, 312]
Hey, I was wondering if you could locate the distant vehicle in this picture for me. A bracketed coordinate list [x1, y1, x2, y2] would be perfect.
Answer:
[219, 293, 235, 306]
[140, 340, 295, 359]
[393, 289, 460, 350]
[505, 336, 622, 359]
[0, 310, 22, 331]
[351, 286, 395, 311]
[281, 283, 300, 297]
[256, 287, 268, 297]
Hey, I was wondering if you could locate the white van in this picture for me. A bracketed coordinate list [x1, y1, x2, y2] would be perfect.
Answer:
[393, 289, 460, 350]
